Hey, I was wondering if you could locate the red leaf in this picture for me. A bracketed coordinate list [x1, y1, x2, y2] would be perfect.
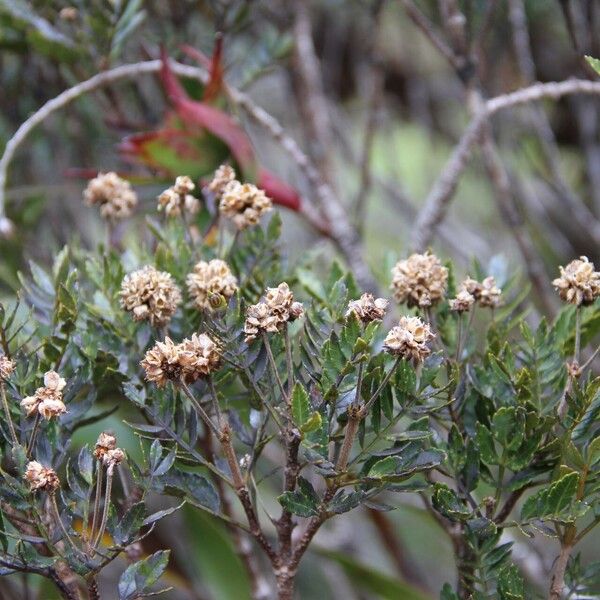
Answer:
[258, 168, 301, 211]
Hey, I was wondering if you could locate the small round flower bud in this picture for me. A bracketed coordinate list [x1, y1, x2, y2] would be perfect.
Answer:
[390, 252, 448, 308]
[0, 355, 15, 381]
[346, 293, 389, 323]
[449, 290, 475, 313]
[186, 259, 238, 311]
[207, 165, 236, 198]
[94, 432, 117, 460]
[553, 256, 600, 306]
[120, 266, 182, 328]
[289, 301, 305, 321]
[25, 461, 60, 493]
[220, 181, 272, 230]
[383, 316, 434, 363]
[44, 371, 66, 392]
[84, 172, 137, 220]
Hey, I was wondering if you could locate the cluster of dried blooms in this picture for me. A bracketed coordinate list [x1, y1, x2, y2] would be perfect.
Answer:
[207, 165, 273, 230]
[390, 252, 448, 308]
[94, 431, 117, 461]
[20, 371, 67, 420]
[0, 354, 15, 381]
[383, 316, 435, 364]
[120, 265, 182, 328]
[24, 461, 60, 493]
[244, 283, 304, 343]
[157, 176, 201, 218]
[84, 172, 138, 220]
[553, 256, 600, 306]
[449, 275, 502, 312]
[141, 333, 222, 388]
[186, 259, 238, 311]
[346, 293, 389, 323]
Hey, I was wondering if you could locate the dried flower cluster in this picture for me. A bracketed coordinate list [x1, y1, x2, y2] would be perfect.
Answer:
[391, 252, 448, 308]
[25, 461, 60, 493]
[103, 447, 126, 470]
[20, 371, 67, 420]
[120, 266, 182, 327]
[553, 256, 600, 306]
[383, 316, 434, 363]
[244, 283, 304, 343]
[186, 259, 238, 311]
[94, 431, 117, 461]
[207, 164, 236, 198]
[0, 355, 15, 381]
[459, 276, 502, 309]
[346, 294, 389, 323]
[141, 333, 221, 387]
[84, 172, 138, 220]
[157, 176, 200, 217]
[449, 290, 475, 313]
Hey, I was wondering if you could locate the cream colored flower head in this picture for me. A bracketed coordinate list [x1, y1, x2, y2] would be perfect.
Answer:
[0, 355, 15, 381]
[103, 447, 126, 470]
[220, 181, 272, 230]
[140, 337, 183, 388]
[244, 283, 303, 343]
[390, 252, 448, 308]
[346, 294, 389, 324]
[449, 290, 475, 313]
[178, 333, 222, 382]
[478, 276, 502, 308]
[94, 431, 117, 460]
[25, 461, 60, 493]
[84, 172, 137, 220]
[20, 371, 67, 420]
[383, 316, 435, 363]
[186, 259, 238, 311]
[120, 266, 182, 328]
[553, 256, 600, 306]
[208, 165, 236, 198]
[158, 175, 200, 217]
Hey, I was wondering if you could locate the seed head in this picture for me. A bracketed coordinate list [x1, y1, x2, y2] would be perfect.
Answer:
[207, 165, 236, 198]
[478, 276, 502, 309]
[553, 256, 600, 306]
[186, 259, 238, 311]
[141, 337, 183, 388]
[449, 290, 475, 313]
[84, 172, 137, 220]
[0, 355, 15, 381]
[103, 448, 126, 469]
[178, 333, 222, 382]
[390, 252, 448, 308]
[158, 175, 200, 217]
[94, 432, 117, 460]
[383, 316, 435, 363]
[20, 371, 68, 420]
[346, 293, 389, 323]
[25, 461, 60, 493]
[220, 181, 272, 230]
[120, 266, 182, 328]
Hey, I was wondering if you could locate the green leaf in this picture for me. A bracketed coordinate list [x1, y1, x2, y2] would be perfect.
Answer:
[432, 484, 471, 521]
[587, 437, 600, 467]
[118, 550, 170, 600]
[113, 502, 146, 546]
[301, 411, 322, 434]
[521, 472, 579, 521]
[278, 477, 319, 517]
[493, 407, 525, 451]
[585, 55, 600, 76]
[292, 383, 311, 427]
[497, 564, 525, 600]
[476, 423, 497, 464]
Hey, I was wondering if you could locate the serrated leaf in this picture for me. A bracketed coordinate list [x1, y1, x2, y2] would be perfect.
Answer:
[278, 476, 319, 517]
[585, 55, 600, 76]
[301, 411, 322, 434]
[118, 550, 170, 600]
[521, 472, 579, 521]
[291, 383, 310, 427]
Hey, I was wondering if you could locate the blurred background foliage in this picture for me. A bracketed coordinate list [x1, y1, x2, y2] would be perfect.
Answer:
[1, 0, 600, 598]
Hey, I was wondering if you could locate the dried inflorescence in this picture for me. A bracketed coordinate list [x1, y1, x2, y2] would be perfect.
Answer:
[103, 448, 126, 470]
[25, 461, 60, 493]
[0, 355, 15, 381]
[553, 256, 600, 306]
[94, 431, 117, 461]
[383, 316, 435, 363]
[20, 371, 67, 420]
[84, 172, 138, 220]
[220, 181, 273, 230]
[390, 252, 448, 308]
[186, 259, 238, 311]
[141, 334, 221, 387]
[120, 266, 182, 327]
[244, 283, 304, 343]
[157, 176, 200, 217]
[207, 164, 236, 198]
[458, 276, 502, 309]
[449, 290, 475, 313]
[346, 294, 389, 323]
